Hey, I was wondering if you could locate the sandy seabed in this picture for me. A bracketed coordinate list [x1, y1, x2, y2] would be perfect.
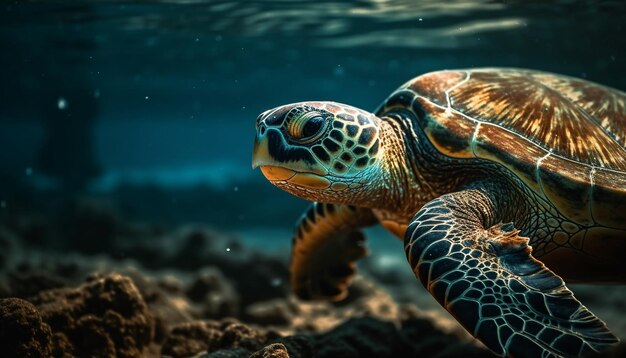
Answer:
[0, 200, 624, 357]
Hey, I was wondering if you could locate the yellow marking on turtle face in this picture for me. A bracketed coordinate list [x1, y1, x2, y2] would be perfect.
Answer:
[260, 165, 297, 181]
[251, 135, 271, 168]
[289, 173, 331, 189]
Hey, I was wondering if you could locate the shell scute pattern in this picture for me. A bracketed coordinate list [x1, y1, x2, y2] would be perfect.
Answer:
[446, 69, 626, 171]
[591, 168, 626, 229]
[538, 155, 592, 226]
[396, 69, 626, 231]
[529, 72, 626, 147]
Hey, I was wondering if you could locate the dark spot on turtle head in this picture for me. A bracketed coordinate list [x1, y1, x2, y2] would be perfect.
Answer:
[340, 152, 352, 162]
[337, 113, 354, 122]
[353, 146, 366, 155]
[355, 156, 369, 168]
[312, 145, 330, 163]
[323, 138, 340, 153]
[346, 140, 355, 148]
[358, 127, 375, 145]
[326, 203, 335, 213]
[315, 203, 324, 216]
[346, 125, 359, 138]
[330, 129, 344, 142]
[368, 139, 379, 156]
[333, 162, 346, 173]
[263, 106, 291, 127]
[267, 129, 315, 164]
[357, 114, 370, 125]
[333, 121, 344, 129]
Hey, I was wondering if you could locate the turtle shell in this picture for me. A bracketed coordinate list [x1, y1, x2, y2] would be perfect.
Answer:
[381, 68, 626, 229]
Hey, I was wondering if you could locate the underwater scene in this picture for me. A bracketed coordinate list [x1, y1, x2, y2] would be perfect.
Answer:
[1, 1, 626, 357]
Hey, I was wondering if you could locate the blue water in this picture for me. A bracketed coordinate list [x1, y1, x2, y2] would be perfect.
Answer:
[2, 4, 626, 353]
[1, 0, 625, 238]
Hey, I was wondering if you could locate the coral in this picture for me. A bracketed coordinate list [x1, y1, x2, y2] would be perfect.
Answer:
[31, 274, 154, 357]
[186, 268, 240, 319]
[0, 298, 53, 358]
[161, 321, 223, 358]
[249, 343, 290, 358]
[1, 212, 622, 358]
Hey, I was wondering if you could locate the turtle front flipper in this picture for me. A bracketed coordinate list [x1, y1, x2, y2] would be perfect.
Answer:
[291, 203, 377, 301]
[405, 189, 619, 357]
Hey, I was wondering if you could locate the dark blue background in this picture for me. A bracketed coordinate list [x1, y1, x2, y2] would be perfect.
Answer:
[1, 0, 625, 234]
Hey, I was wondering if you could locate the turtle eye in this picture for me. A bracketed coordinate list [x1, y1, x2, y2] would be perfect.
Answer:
[302, 116, 324, 138]
[288, 112, 328, 144]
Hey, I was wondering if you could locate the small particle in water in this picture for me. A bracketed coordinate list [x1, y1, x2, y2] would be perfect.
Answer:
[1, 201, 6, 209]
[57, 97, 67, 110]
[233, 186, 239, 192]
[270, 278, 282, 287]
[145, 96, 149, 99]
[94, 89, 100, 98]
[195, 37, 200, 42]
[611, 55, 616, 61]
[215, 35, 223, 42]
[418, 18, 423, 22]
[25, 167, 33, 176]
[333, 64, 344, 76]
[226, 247, 231, 252]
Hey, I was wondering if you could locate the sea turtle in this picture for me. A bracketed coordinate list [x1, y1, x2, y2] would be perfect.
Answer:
[251, 68, 625, 357]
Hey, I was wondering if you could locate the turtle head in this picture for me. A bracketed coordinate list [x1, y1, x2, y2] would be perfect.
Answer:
[252, 101, 384, 205]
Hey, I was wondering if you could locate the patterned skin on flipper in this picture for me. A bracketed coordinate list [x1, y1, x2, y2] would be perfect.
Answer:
[291, 202, 377, 301]
[405, 187, 619, 357]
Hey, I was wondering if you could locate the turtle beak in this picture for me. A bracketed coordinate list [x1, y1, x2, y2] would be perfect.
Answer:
[251, 126, 270, 169]
[252, 127, 299, 181]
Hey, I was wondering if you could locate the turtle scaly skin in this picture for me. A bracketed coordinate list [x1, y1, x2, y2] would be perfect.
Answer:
[252, 68, 624, 357]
